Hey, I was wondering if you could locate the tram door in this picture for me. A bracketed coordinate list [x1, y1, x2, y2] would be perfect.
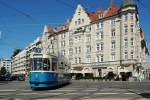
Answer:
[98, 69, 102, 77]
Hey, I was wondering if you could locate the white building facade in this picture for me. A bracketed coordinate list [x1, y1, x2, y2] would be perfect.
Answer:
[11, 37, 42, 77]
[0, 59, 11, 73]
[41, 0, 149, 80]
[11, 50, 27, 75]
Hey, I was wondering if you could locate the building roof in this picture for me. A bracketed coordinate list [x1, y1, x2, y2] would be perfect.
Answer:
[105, 5, 119, 17]
[88, 11, 100, 22]
[43, 25, 54, 33]
[88, 5, 119, 22]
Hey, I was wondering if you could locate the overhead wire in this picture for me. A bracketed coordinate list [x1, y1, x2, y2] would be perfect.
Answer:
[55, 0, 76, 10]
[136, 0, 150, 12]
[0, 0, 34, 22]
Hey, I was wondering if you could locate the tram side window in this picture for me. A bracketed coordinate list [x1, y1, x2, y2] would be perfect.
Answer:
[43, 59, 50, 71]
[52, 58, 58, 71]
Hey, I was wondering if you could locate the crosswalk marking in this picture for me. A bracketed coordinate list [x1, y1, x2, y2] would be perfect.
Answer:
[124, 92, 136, 94]
[83, 89, 98, 92]
[0, 89, 32, 92]
[16, 93, 38, 95]
[64, 93, 89, 95]
[94, 92, 120, 95]
[40, 93, 63, 95]
[0, 93, 12, 95]
[0, 89, 16, 92]
[50, 89, 76, 92]
[82, 99, 131, 100]
[21, 89, 32, 92]
[37, 99, 70, 100]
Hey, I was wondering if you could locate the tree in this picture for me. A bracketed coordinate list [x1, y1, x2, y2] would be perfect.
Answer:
[0, 67, 7, 76]
[11, 49, 22, 59]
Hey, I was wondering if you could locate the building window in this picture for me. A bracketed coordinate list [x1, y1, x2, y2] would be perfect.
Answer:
[62, 50, 65, 56]
[79, 47, 81, 53]
[131, 38, 134, 46]
[96, 32, 103, 40]
[78, 18, 81, 25]
[61, 33, 66, 39]
[97, 55, 103, 62]
[86, 57, 91, 63]
[97, 22, 103, 29]
[97, 44, 100, 51]
[75, 58, 77, 63]
[111, 52, 115, 61]
[100, 12, 103, 18]
[96, 23, 99, 29]
[101, 55, 103, 62]
[111, 19, 115, 26]
[100, 32, 103, 39]
[69, 48, 73, 55]
[86, 45, 91, 53]
[86, 35, 91, 42]
[124, 38, 128, 47]
[61, 41, 65, 47]
[99, 22, 103, 29]
[111, 29, 115, 37]
[78, 11, 80, 15]
[124, 25, 128, 33]
[75, 47, 81, 54]
[131, 51, 134, 59]
[79, 57, 81, 63]
[82, 19, 84, 24]
[69, 39, 73, 45]
[97, 43, 103, 51]
[124, 52, 128, 60]
[74, 36, 80, 43]
[100, 43, 104, 51]
[131, 13, 134, 20]
[112, 41, 116, 49]
[124, 14, 128, 21]
[130, 25, 134, 32]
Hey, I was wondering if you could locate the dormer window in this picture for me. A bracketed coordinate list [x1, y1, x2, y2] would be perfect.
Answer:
[100, 12, 103, 18]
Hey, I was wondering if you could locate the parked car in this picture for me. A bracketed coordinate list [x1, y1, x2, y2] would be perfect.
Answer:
[18, 74, 25, 81]
[0, 75, 5, 81]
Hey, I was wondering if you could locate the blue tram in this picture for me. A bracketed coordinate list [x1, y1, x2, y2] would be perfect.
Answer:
[29, 52, 71, 88]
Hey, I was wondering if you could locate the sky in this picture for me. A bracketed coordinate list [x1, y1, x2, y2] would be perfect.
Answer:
[0, 0, 150, 60]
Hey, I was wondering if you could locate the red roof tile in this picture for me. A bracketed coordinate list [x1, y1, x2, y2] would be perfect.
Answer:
[105, 5, 119, 17]
[47, 26, 54, 33]
[88, 5, 119, 22]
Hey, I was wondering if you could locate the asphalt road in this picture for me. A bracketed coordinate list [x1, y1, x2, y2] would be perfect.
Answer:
[0, 80, 150, 100]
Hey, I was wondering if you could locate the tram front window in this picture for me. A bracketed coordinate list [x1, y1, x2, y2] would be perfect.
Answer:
[33, 58, 42, 70]
[32, 58, 50, 71]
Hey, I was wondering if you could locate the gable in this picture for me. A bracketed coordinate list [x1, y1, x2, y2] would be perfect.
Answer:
[69, 4, 91, 30]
